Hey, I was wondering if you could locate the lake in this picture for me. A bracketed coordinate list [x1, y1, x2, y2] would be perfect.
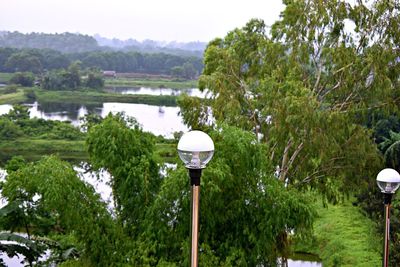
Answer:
[105, 86, 208, 98]
[0, 101, 188, 138]
[0, 87, 321, 267]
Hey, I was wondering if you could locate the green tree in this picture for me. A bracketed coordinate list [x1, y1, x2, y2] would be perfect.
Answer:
[10, 72, 35, 87]
[180, 1, 399, 199]
[5, 52, 42, 73]
[141, 125, 315, 265]
[1, 156, 129, 266]
[0, 118, 23, 139]
[379, 131, 400, 170]
[170, 66, 184, 78]
[2, 104, 30, 121]
[86, 113, 161, 237]
[85, 71, 104, 89]
[182, 62, 197, 79]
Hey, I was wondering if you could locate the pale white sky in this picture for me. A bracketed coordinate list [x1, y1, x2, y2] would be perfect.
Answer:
[0, 0, 285, 42]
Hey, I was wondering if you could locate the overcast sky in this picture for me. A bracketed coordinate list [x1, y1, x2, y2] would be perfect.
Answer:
[0, 0, 285, 42]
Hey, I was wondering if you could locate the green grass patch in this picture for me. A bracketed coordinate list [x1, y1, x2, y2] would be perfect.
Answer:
[106, 78, 197, 89]
[155, 143, 178, 164]
[35, 89, 178, 106]
[0, 138, 178, 165]
[0, 88, 27, 104]
[0, 139, 88, 164]
[293, 199, 381, 266]
[0, 72, 13, 83]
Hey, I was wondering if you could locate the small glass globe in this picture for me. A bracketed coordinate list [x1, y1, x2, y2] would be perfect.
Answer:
[376, 168, 400, 194]
[177, 131, 214, 169]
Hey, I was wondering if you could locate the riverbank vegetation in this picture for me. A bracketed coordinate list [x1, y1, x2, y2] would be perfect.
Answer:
[293, 199, 381, 266]
[0, 105, 178, 164]
[1, 0, 400, 265]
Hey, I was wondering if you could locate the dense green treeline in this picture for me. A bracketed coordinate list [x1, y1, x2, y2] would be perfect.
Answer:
[0, 47, 203, 77]
[0, 32, 99, 53]
[178, 0, 400, 264]
[0, 115, 315, 266]
[0, 31, 205, 57]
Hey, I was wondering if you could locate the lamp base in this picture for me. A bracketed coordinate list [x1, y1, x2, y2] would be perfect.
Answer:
[384, 193, 393, 205]
[189, 168, 202, 186]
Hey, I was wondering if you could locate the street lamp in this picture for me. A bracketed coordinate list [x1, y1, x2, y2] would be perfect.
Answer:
[376, 168, 400, 267]
[177, 130, 214, 267]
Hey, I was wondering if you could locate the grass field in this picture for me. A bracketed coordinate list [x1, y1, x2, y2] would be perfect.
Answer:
[0, 139, 88, 164]
[0, 73, 12, 83]
[0, 138, 177, 165]
[293, 199, 381, 266]
[35, 89, 178, 106]
[0, 88, 27, 104]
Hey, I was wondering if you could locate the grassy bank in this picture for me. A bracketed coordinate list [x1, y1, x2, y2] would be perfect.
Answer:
[293, 199, 381, 266]
[34, 89, 178, 106]
[0, 88, 27, 104]
[105, 78, 197, 89]
[0, 139, 88, 164]
[0, 73, 12, 83]
[0, 138, 177, 165]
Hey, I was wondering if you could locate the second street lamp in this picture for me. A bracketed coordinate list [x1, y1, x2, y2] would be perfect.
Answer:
[376, 168, 400, 267]
[177, 130, 214, 267]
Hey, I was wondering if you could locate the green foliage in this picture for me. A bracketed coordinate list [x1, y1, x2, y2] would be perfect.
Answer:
[182, 2, 394, 200]
[0, 44, 203, 75]
[106, 78, 197, 89]
[0, 86, 27, 104]
[1, 156, 129, 266]
[86, 113, 161, 236]
[0, 84, 17, 94]
[0, 118, 23, 139]
[142, 126, 315, 265]
[0, 32, 99, 53]
[84, 71, 104, 89]
[0, 104, 84, 141]
[379, 131, 400, 170]
[42, 61, 82, 90]
[3, 104, 30, 121]
[295, 200, 381, 266]
[0, 232, 46, 266]
[0, 139, 87, 164]
[35, 88, 177, 107]
[5, 51, 42, 73]
[9, 72, 35, 87]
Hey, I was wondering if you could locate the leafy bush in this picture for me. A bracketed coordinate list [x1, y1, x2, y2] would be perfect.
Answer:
[10, 72, 35, 86]
[0, 118, 23, 139]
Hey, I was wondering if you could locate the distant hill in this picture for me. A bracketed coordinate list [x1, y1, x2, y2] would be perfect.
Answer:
[94, 34, 206, 57]
[0, 31, 206, 57]
[0, 31, 100, 53]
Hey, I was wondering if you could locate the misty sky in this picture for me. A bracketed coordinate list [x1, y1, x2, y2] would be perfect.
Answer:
[1, 0, 285, 42]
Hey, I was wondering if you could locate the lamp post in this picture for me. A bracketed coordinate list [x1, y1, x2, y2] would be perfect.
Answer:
[376, 168, 400, 267]
[177, 130, 214, 267]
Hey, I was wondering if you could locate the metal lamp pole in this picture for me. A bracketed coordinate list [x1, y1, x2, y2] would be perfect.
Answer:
[189, 168, 202, 267]
[177, 131, 214, 267]
[376, 168, 400, 267]
[383, 193, 392, 267]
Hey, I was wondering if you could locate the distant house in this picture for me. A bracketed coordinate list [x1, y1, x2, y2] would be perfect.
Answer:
[103, 70, 116, 78]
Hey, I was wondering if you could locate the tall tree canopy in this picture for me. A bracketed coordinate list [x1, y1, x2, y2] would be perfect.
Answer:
[179, 0, 399, 200]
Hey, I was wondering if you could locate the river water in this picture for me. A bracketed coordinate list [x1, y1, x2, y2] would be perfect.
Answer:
[0, 87, 321, 266]
[0, 101, 188, 138]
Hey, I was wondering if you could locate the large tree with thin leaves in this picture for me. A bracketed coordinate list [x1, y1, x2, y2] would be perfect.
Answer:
[179, 0, 400, 200]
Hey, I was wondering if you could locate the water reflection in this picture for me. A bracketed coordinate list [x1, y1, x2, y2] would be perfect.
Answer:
[0, 102, 188, 138]
[288, 259, 322, 267]
[105, 86, 208, 98]
[101, 102, 188, 137]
